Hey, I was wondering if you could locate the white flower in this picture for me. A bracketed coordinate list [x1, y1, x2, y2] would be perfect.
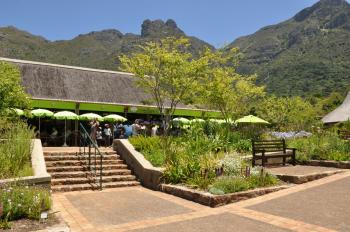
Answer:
[18, 204, 22, 207]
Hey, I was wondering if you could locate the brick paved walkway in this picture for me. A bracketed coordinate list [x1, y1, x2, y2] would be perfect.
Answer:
[52, 171, 350, 232]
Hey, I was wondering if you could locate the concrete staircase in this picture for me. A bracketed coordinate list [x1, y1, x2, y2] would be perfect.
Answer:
[44, 149, 140, 192]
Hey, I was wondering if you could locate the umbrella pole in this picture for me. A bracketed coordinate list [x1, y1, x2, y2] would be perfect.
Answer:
[63, 119, 68, 147]
[38, 117, 41, 138]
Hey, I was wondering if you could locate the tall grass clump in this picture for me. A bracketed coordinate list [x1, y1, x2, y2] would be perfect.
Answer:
[209, 171, 279, 195]
[0, 119, 35, 179]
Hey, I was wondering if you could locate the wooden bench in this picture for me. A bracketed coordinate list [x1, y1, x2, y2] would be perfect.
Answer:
[252, 139, 296, 167]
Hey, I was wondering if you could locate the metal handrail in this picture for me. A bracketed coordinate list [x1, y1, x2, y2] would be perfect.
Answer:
[78, 123, 103, 190]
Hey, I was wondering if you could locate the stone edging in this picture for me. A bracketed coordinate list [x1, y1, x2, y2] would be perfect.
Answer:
[302, 160, 350, 169]
[0, 139, 51, 188]
[160, 184, 291, 207]
[113, 139, 163, 190]
[273, 170, 344, 184]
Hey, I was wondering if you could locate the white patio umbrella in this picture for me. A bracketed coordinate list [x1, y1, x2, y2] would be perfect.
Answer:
[31, 109, 54, 136]
[54, 111, 78, 146]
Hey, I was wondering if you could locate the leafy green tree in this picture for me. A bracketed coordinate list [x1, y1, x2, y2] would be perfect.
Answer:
[256, 96, 316, 131]
[199, 48, 265, 121]
[0, 62, 30, 115]
[315, 92, 344, 115]
[119, 37, 208, 134]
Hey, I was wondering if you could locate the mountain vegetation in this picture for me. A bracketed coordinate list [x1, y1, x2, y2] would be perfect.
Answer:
[228, 0, 350, 97]
[0, 19, 212, 71]
[1, 0, 350, 98]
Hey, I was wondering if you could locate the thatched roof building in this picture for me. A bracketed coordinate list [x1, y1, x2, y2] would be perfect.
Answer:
[0, 57, 216, 117]
[322, 92, 350, 124]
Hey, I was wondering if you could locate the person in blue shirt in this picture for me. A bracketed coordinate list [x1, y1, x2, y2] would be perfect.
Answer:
[123, 124, 133, 138]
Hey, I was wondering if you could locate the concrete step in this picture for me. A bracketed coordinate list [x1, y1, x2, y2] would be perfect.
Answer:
[44, 154, 120, 162]
[44, 151, 116, 156]
[51, 175, 137, 185]
[46, 164, 128, 172]
[49, 169, 132, 178]
[45, 159, 123, 167]
[51, 181, 140, 192]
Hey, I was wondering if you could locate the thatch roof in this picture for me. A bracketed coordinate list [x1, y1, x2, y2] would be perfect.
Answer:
[322, 92, 350, 124]
[0, 57, 191, 109]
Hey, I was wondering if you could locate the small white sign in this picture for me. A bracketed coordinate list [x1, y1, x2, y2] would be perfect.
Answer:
[40, 211, 48, 219]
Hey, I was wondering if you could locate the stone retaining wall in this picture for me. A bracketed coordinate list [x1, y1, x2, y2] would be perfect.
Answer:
[160, 184, 290, 207]
[0, 139, 51, 188]
[303, 160, 350, 169]
[274, 170, 344, 184]
[113, 139, 163, 190]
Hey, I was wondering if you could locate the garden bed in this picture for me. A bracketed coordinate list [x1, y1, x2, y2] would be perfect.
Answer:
[160, 183, 290, 207]
[0, 139, 51, 189]
[0, 214, 60, 232]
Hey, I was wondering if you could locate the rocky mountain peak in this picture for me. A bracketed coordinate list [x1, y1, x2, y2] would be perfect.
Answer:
[294, 0, 350, 23]
[141, 19, 185, 37]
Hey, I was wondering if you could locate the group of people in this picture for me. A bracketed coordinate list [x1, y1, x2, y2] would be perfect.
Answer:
[89, 119, 160, 147]
[89, 119, 112, 147]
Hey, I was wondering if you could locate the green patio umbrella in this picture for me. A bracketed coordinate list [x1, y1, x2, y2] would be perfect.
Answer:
[103, 114, 127, 122]
[54, 111, 78, 147]
[31, 109, 54, 136]
[6, 108, 24, 116]
[79, 113, 103, 121]
[235, 115, 269, 124]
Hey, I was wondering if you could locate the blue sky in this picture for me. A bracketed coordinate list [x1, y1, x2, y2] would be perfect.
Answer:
[1, 0, 324, 47]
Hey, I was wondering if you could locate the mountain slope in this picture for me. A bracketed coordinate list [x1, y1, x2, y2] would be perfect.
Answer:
[0, 19, 213, 71]
[228, 0, 350, 97]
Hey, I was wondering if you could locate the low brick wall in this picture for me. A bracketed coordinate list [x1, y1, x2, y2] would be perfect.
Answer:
[303, 160, 350, 169]
[160, 184, 290, 207]
[274, 170, 344, 184]
[0, 139, 51, 189]
[113, 139, 163, 190]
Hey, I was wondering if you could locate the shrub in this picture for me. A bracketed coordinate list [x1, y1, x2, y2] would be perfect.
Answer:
[129, 136, 165, 167]
[209, 171, 279, 195]
[289, 131, 350, 161]
[219, 153, 245, 177]
[0, 119, 35, 179]
[0, 185, 51, 225]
